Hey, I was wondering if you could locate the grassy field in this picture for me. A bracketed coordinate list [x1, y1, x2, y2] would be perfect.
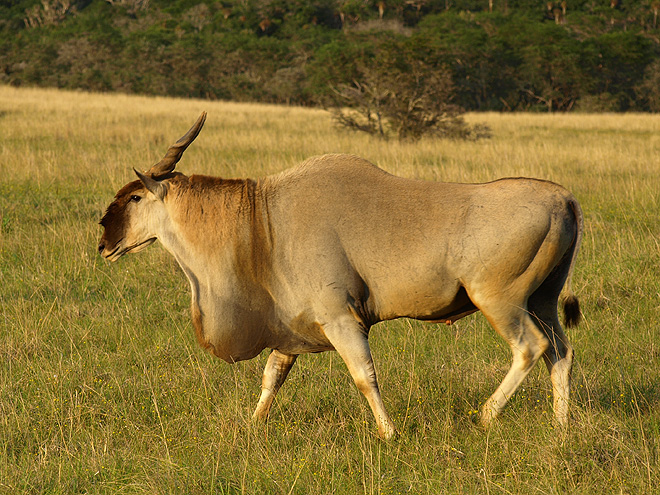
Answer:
[1, 85, 660, 494]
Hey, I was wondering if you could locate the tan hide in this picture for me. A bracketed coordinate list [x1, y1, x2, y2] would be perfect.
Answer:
[99, 115, 582, 439]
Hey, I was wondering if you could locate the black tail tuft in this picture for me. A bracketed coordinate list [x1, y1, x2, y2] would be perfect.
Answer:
[562, 294, 581, 328]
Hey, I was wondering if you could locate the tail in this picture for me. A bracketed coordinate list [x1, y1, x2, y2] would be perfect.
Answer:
[562, 293, 581, 329]
[561, 197, 583, 329]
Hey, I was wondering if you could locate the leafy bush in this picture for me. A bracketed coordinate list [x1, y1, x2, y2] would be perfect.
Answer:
[325, 52, 490, 141]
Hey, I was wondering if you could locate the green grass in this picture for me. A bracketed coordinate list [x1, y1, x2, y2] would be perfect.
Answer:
[1, 86, 660, 493]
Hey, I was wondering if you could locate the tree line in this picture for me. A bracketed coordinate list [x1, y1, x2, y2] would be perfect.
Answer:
[2, 0, 660, 112]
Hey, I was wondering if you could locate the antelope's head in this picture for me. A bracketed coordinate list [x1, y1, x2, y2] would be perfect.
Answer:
[98, 112, 206, 261]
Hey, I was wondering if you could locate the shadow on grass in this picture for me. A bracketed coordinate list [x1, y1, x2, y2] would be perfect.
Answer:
[576, 382, 660, 416]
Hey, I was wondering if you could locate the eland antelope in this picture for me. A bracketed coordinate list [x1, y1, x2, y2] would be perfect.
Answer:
[99, 112, 582, 439]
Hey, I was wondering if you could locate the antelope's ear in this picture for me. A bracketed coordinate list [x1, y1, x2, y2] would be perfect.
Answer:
[134, 168, 166, 201]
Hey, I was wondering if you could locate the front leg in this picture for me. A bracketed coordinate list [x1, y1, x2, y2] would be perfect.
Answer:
[252, 349, 298, 421]
[323, 315, 397, 439]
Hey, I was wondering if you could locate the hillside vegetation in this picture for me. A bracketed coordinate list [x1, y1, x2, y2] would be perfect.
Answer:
[1, 86, 660, 493]
[2, 0, 660, 112]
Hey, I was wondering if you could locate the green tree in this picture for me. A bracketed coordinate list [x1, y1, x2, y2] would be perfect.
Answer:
[507, 21, 586, 111]
[413, 12, 517, 111]
[583, 31, 655, 111]
[635, 59, 660, 112]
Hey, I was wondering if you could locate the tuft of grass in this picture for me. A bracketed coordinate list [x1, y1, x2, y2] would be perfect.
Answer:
[1, 85, 660, 493]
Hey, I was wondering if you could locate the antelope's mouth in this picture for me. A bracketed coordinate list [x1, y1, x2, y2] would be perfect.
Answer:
[102, 237, 157, 261]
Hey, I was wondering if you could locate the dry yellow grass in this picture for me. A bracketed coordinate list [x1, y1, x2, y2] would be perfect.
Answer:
[4, 85, 659, 193]
[2, 85, 660, 494]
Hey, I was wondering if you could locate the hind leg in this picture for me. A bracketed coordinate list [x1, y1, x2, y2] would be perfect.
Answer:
[479, 304, 550, 427]
[544, 330, 573, 426]
[529, 302, 574, 426]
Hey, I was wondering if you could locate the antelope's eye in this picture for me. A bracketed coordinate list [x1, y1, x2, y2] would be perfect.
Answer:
[130, 195, 142, 203]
